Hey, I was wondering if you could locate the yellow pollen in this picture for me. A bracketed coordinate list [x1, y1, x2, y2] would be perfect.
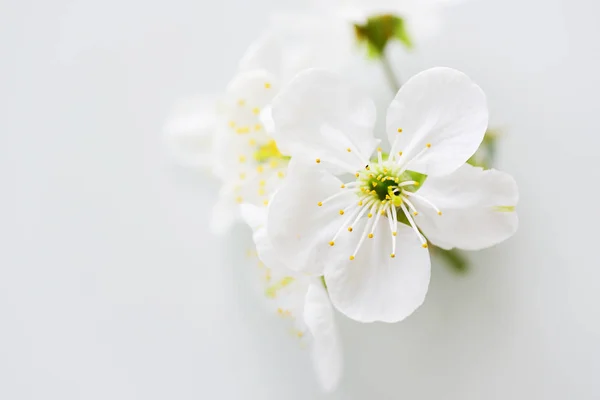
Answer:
[236, 126, 250, 134]
[239, 155, 246, 163]
[438, 211, 443, 216]
[317, 201, 323, 206]
[348, 227, 353, 232]
[296, 331, 304, 338]
[380, 210, 386, 215]
[358, 201, 363, 206]
[365, 165, 370, 170]
[278, 171, 285, 178]
[397, 128, 403, 133]
[340, 184, 346, 188]
[259, 180, 266, 186]
[237, 99, 245, 106]
[414, 181, 420, 186]
[368, 233, 374, 239]
[239, 173, 246, 180]
[339, 210, 345, 215]
[248, 139, 256, 146]
[426, 143, 432, 148]
[257, 165, 264, 173]
[372, 182, 377, 187]
[316, 158, 321, 163]
[264, 82, 271, 89]
[228, 121, 236, 128]
[368, 213, 373, 218]
[236, 196, 243, 203]
[277, 308, 283, 315]
[422, 243, 428, 248]
[398, 151, 403, 156]
[254, 123, 262, 131]
[349, 255, 355, 261]
[258, 188, 266, 196]
[347, 148, 352, 152]
[383, 168, 388, 173]
[393, 231, 397, 236]
[269, 160, 278, 168]
[355, 172, 360, 177]
[377, 147, 382, 152]
[252, 107, 260, 115]
[413, 212, 418, 216]
[329, 241, 335, 246]
[263, 200, 269, 206]
[390, 253, 396, 258]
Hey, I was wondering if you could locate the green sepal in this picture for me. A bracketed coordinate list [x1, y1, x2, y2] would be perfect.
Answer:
[354, 15, 414, 59]
[468, 129, 499, 169]
[430, 247, 469, 274]
[399, 170, 427, 193]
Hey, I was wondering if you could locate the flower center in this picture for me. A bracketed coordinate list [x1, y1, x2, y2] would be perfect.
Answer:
[317, 146, 443, 260]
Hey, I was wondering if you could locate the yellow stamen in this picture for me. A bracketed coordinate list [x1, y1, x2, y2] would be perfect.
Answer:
[316, 158, 321, 163]
[368, 233, 373, 239]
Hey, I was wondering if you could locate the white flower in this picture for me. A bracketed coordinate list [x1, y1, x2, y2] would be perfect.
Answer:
[240, 204, 343, 392]
[266, 67, 518, 323]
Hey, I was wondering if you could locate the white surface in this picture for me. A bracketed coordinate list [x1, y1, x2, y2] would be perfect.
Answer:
[1, 0, 599, 398]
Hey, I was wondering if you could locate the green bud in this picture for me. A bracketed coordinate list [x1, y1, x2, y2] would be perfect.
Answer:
[354, 14, 413, 58]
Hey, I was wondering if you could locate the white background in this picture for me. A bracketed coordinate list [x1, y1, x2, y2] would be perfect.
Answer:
[2, 0, 599, 399]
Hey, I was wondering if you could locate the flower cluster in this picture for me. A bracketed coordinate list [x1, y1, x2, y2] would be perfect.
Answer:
[165, 0, 519, 393]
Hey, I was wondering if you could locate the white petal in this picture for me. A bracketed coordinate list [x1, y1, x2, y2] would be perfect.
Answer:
[271, 69, 379, 175]
[164, 95, 216, 169]
[239, 203, 285, 269]
[386, 67, 488, 176]
[413, 163, 519, 250]
[324, 218, 431, 323]
[267, 161, 351, 275]
[304, 281, 343, 392]
[238, 32, 282, 76]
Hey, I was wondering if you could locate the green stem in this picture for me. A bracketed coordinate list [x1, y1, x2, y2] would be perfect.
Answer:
[381, 51, 401, 92]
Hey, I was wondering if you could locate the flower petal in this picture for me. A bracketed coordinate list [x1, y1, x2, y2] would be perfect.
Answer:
[238, 32, 282, 76]
[271, 69, 379, 175]
[324, 218, 431, 323]
[164, 95, 216, 169]
[412, 163, 519, 250]
[386, 67, 488, 176]
[239, 203, 285, 270]
[304, 281, 343, 392]
[267, 161, 352, 275]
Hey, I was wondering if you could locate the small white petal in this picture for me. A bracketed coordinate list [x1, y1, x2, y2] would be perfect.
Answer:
[164, 95, 216, 169]
[238, 32, 282, 76]
[267, 161, 351, 275]
[413, 163, 519, 250]
[239, 203, 284, 269]
[386, 67, 488, 176]
[271, 69, 379, 175]
[325, 219, 431, 323]
[304, 281, 343, 392]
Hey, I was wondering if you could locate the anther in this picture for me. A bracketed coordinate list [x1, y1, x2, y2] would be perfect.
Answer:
[438, 211, 442, 216]
[422, 243, 428, 248]
[368, 233, 374, 239]
[317, 202, 323, 206]
[365, 165, 370, 170]
[349, 256, 355, 261]
[346, 148, 351, 152]
[248, 139, 256, 145]
[237, 99, 245, 106]
[316, 158, 321, 164]
[398, 151, 403, 156]
[329, 241, 335, 246]
[252, 107, 260, 115]
[239, 155, 246, 163]
[426, 143, 432, 148]
[390, 253, 396, 258]
[397, 128, 403, 133]
[348, 227, 353, 232]
[278, 171, 285, 178]
[368, 213, 373, 218]
[263, 200, 269, 206]
[257, 165, 264, 173]
[259, 180, 266, 186]
[392, 231, 397, 236]
[239, 173, 246, 180]
[377, 147, 382, 152]
[340, 184, 346, 188]
[355, 172, 360, 178]
[236, 196, 243, 203]
[358, 201, 363, 206]
[264, 82, 271, 89]
[254, 124, 262, 131]
[339, 210, 345, 215]
[229, 121, 236, 128]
